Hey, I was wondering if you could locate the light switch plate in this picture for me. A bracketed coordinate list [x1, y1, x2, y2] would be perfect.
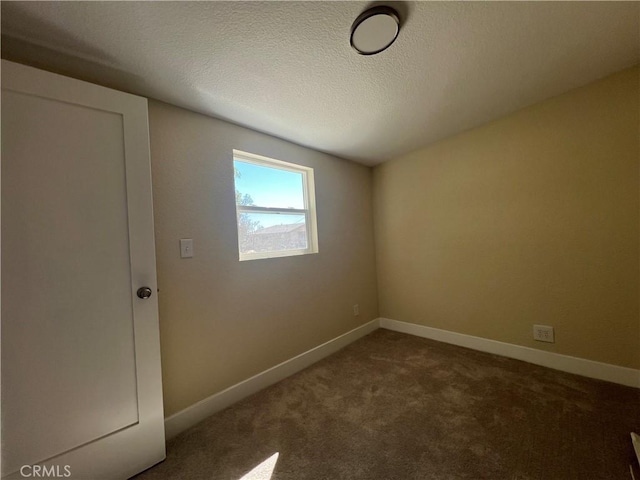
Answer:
[180, 238, 193, 258]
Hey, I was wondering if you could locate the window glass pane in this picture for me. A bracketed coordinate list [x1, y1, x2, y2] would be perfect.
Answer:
[237, 213, 308, 254]
[234, 160, 305, 209]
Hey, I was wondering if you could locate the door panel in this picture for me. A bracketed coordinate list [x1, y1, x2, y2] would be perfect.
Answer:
[1, 61, 165, 479]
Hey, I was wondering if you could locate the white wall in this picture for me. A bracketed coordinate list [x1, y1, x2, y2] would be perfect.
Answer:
[148, 100, 379, 416]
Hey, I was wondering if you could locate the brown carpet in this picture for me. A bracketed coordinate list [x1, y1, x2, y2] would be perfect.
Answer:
[136, 329, 640, 480]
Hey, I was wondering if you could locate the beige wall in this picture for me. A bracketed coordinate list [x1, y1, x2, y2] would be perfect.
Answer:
[148, 101, 378, 416]
[373, 66, 640, 369]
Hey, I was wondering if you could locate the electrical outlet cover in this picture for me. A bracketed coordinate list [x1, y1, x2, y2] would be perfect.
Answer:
[533, 325, 554, 343]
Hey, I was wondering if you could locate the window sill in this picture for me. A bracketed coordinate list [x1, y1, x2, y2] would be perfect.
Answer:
[239, 248, 318, 262]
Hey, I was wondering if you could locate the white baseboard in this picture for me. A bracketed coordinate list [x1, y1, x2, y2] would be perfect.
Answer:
[166, 317, 638, 440]
[164, 319, 380, 440]
[380, 318, 640, 389]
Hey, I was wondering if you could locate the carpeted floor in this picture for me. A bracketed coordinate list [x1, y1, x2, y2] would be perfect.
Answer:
[136, 329, 640, 480]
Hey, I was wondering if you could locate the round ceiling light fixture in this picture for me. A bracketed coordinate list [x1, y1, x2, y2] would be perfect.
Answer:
[350, 6, 400, 55]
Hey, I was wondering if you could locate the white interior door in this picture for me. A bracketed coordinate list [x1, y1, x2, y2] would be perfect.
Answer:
[1, 60, 165, 479]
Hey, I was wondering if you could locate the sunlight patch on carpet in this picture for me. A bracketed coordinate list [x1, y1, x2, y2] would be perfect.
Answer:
[239, 452, 279, 480]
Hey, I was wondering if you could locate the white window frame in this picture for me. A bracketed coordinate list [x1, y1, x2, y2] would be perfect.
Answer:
[233, 149, 319, 261]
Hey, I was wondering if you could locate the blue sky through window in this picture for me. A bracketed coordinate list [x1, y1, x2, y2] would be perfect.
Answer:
[234, 160, 305, 228]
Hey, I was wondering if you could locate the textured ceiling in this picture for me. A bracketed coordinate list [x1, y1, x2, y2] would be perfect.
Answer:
[2, 1, 639, 166]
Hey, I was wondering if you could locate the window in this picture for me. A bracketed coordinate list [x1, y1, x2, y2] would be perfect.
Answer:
[233, 150, 318, 261]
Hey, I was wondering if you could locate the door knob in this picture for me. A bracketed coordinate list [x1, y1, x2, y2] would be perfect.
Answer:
[137, 287, 153, 299]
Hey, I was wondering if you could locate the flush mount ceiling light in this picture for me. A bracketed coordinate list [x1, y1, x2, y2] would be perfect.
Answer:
[350, 6, 400, 55]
